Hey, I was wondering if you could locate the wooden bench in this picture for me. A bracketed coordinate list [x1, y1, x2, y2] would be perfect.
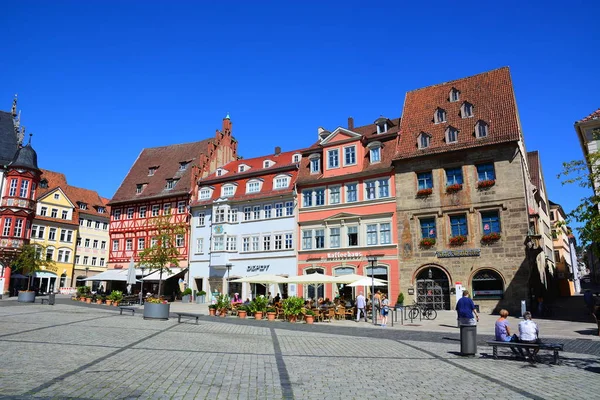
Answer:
[486, 340, 564, 364]
[119, 306, 136, 316]
[174, 312, 202, 324]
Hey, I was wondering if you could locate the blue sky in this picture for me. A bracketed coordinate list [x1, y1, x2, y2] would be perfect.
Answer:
[2, 1, 599, 231]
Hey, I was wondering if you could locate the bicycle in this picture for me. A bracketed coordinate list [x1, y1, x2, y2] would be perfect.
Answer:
[407, 303, 437, 320]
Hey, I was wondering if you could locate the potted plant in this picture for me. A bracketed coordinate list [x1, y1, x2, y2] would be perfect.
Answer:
[137, 215, 185, 319]
[109, 290, 123, 306]
[86, 296, 92, 304]
[196, 290, 206, 304]
[446, 183, 463, 194]
[237, 305, 248, 319]
[79, 294, 87, 303]
[266, 307, 277, 321]
[106, 298, 113, 306]
[396, 292, 405, 307]
[416, 188, 433, 197]
[481, 232, 501, 244]
[208, 304, 217, 316]
[419, 237, 436, 248]
[216, 293, 230, 317]
[181, 288, 192, 303]
[11, 243, 56, 303]
[477, 179, 496, 189]
[250, 295, 268, 320]
[449, 235, 467, 246]
[96, 296, 104, 305]
[282, 296, 304, 323]
[304, 309, 315, 324]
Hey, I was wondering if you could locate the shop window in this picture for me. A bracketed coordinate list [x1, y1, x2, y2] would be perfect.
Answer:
[472, 269, 504, 299]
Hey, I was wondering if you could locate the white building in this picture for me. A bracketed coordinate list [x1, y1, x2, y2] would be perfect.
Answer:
[189, 147, 302, 300]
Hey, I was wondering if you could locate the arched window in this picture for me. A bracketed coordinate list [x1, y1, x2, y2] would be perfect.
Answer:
[472, 269, 504, 299]
[434, 108, 446, 124]
[305, 267, 324, 300]
[334, 266, 355, 300]
[365, 265, 389, 298]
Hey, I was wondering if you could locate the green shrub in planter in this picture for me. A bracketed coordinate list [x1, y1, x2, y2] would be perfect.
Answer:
[282, 296, 304, 317]
[396, 292, 404, 306]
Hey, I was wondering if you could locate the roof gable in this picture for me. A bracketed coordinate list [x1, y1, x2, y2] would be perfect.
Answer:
[37, 187, 75, 208]
[320, 127, 363, 145]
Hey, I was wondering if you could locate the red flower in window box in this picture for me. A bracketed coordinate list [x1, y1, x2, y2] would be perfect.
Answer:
[477, 179, 496, 189]
[416, 188, 433, 197]
[449, 235, 467, 246]
[481, 232, 501, 244]
[445, 183, 463, 194]
[419, 237, 436, 248]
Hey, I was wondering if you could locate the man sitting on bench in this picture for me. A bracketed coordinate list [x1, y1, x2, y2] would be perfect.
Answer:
[519, 311, 540, 360]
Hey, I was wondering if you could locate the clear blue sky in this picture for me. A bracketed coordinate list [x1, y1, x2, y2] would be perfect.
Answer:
[2, 1, 599, 230]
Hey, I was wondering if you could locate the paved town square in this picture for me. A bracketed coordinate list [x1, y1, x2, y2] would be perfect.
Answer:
[1, 300, 599, 400]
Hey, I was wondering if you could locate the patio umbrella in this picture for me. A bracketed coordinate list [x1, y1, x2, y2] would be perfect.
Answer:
[348, 278, 387, 287]
[333, 274, 387, 284]
[230, 274, 289, 298]
[286, 273, 339, 302]
[126, 257, 136, 294]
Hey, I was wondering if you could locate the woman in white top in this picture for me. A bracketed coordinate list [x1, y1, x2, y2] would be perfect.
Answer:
[518, 311, 540, 359]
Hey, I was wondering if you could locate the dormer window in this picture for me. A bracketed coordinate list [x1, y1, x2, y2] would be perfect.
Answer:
[238, 164, 250, 173]
[375, 117, 389, 134]
[476, 121, 489, 138]
[247, 180, 261, 193]
[461, 102, 473, 118]
[274, 175, 290, 189]
[54, 193, 59, 200]
[418, 132, 431, 149]
[434, 108, 447, 124]
[148, 167, 158, 176]
[97, 206, 106, 214]
[136, 184, 144, 194]
[79, 202, 88, 210]
[179, 162, 189, 171]
[222, 184, 236, 197]
[199, 188, 212, 200]
[293, 154, 301, 163]
[39, 179, 48, 189]
[216, 168, 227, 177]
[450, 88, 460, 102]
[367, 141, 382, 163]
[166, 179, 179, 190]
[445, 127, 459, 144]
[309, 154, 321, 174]
[263, 160, 273, 168]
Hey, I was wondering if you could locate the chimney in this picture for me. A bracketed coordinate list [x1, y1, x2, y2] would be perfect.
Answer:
[274, 146, 281, 155]
[348, 117, 354, 130]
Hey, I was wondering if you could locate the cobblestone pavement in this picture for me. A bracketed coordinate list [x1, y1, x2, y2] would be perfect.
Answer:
[1, 302, 599, 399]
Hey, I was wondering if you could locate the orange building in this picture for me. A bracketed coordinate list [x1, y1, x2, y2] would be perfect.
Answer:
[296, 117, 400, 302]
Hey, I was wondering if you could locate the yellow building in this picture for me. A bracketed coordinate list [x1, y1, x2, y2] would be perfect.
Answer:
[549, 200, 576, 296]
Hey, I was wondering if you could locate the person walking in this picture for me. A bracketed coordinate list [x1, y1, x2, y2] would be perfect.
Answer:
[374, 290, 382, 324]
[355, 292, 367, 322]
[456, 290, 479, 325]
[380, 294, 390, 327]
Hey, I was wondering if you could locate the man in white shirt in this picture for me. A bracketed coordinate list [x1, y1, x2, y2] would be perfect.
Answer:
[518, 311, 540, 360]
[355, 292, 367, 322]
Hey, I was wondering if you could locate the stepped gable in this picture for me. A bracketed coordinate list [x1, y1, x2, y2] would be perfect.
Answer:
[527, 151, 541, 189]
[395, 67, 520, 160]
[110, 139, 213, 204]
[0, 110, 19, 166]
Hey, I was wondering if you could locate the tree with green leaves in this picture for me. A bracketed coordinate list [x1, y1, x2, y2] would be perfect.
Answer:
[137, 214, 186, 297]
[11, 243, 56, 291]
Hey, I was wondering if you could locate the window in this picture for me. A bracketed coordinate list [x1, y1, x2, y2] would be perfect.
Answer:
[216, 169, 224, 176]
[76, 237, 81, 246]
[243, 207, 251, 221]
[152, 205, 159, 217]
[101, 241, 106, 249]
[215, 208, 226, 223]
[91, 257, 97, 266]
[87, 220, 92, 227]
[274, 234, 283, 250]
[126, 239, 133, 250]
[136, 184, 143, 194]
[166, 179, 178, 190]
[275, 203, 283, 217]
[378, 179, 390, 198]
[472, 269, 504, 300]
[417, 172, 433, 190]
[242, 237, 250, 252]
[477, 163, 495, 181]
[95, 221, 100, 229]
[252, 236, 260, 251]
[285, 201, 294, 216]
[247, 181, 260, 193]
[112, 240, 119, 251]
[151, 237, 158, 247]
[310, 156, 321, 174]
[450, 215, 468, 237]
[200, 188, 211, 200]
[161, 203, 170, 216]
[435, 108, 446, 123]
[91, 239, 98, 249]
[330, 227, 340, 248]
[315, 229, 325, 249]
[481, 211, 501, 234]
[380, 223, 391, 244]
[178, 201, 186, 214]
[97, 207, 105, 214]
[79, 219, 84, 226]
[59, 229, 67, 242]
[99, 258, 105, 267]
[274, 176, 289, 189]
[418, 133, 431, 149]
[263, 160, 271, 168]
[263, 235, 271, 251]
[366, 181, 376, 200]
[238, 165, 246, 172]
[75, 255, 80, 265]
[347, 226, 358, 246]
[197, 212, 205, 226]
[328, 149, 339, 168]
[476, 121, 488, 138]
[40, 206, 47, 216]
[31, 225, 40, 239]
[376, 122, 388, 134]
[264, 204, 272, 218]
[228, 208, 238, 223]
[79, 203, 87, 210]
[253, 206, 261, 220]
[315, 189, 325, 206]
[61, 210, 68, 220]
[344, 146, 356, 165]
[303, 190, 312, 207]
[302, 230, 312, 250]
[35, 245, 43, 260]
[13, 219, 22, 237]
[127, 208, 134, 219]
[114, 209, 121, 220]
[554, 250, 560, 262]
[446, 127, 458, 143]
[370, 147, 381, 163]
[367, 224, 378, 245]
[46, 248, 54, 261]
[450, 88, 460, 102]
[213, 236, 224, 251]
[196, 238, 204, 253]
[138, 238, 145, 250]
[346, 183, 357, 202]
[51, 208, 58, 218]
[330, 186, 341, 204]
[293, 154, 301, 163]
[8, 179, 17, 196]
[222, 185, 235, 197]
[19, 180, 29, 198]
[445, 167, 463, 185]
[285, 233, 293, 249]
[48, 228, 57, 241]
[139, 206, 146, 218]
[461, 102, 473, 118]
[148, 167, 157, 176]
[179, 161, 188, 171]
[420, 218, 436, 238]
[82, 255, 88, 265]
[176, 234, 185, 247]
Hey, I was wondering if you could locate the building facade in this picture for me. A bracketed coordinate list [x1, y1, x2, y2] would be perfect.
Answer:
[549, 200, 580, 295]
[189, 148, 301, 299]
[393, 67, 550, 313]
[296, 117, 400, 302]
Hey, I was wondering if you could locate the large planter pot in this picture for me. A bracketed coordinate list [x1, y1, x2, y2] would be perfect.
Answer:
[219, 308, 228, 317]
[196, 295, 206, 304]
[80, 298, 86, 303]
[96, 300, 103, 305]
[288, 315, 297, 323]
[254, 311, 263, 320]
[209, 308, 216, 316]
[18, 291, 35, 303]
[238, 310, 247, 319]
[106, 300, 113, 306]
[182, 295, 190, 303]
[267, 312, 276, 321]
[305, 315, 314, 324]
[143, 302, 171, 320]
[86, 298, 92, 304]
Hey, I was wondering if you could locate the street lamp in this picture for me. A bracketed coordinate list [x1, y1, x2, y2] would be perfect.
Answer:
[225, 263, 232, 296]
[366, 255, 378, 326]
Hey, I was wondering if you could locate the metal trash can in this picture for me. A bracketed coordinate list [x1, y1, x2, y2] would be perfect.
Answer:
[48, 293, 56, 305]
[460, 324, 477, 356]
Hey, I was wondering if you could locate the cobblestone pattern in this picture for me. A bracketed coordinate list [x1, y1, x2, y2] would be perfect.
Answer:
[0, 303, 599, 400]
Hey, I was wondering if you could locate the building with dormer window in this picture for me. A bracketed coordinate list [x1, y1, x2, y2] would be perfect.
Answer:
[189, 147, 300, 299]
[296, 117, 400, 302]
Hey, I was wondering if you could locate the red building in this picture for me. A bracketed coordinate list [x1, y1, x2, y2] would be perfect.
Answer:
[108, 116, 238, 271]
[296, 117, 400, 302]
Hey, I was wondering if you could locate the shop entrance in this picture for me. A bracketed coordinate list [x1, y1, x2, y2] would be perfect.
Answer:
[416, 266, 451, 310]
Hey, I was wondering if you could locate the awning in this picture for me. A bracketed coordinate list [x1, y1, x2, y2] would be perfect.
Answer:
[35, 272, 57, 278]
[142, 268, 184, 281]
[84, 269, 129, 282]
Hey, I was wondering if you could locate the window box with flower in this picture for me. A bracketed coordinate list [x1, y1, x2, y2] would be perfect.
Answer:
[419, 237, 436, 248]
[446, 183, 463, 194]
[416, 188, 433, 197]
[481, 232, 501, 244]
[449, 235, 467, 246]
[477, 179, 496, 190]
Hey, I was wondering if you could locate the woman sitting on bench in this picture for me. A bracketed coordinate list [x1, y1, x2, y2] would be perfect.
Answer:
[494, 309, 513, 342]
[519, 311, 540, 360]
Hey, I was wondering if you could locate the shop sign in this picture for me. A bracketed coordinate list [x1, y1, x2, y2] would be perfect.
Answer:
[42, 265, 59, 273]
[327, 251, 363, 260]
[247, 265, 270, 272]
[435, 249, 481, 258]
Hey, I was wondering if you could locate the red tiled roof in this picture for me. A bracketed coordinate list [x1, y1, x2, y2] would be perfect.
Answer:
[110, 139, 213, 204]
[527, 151, 541, 189]
[201, 149, 301, 181]
[395, 67, 520, 160]
[37, 170, 68, 199]
[577, 108, 600, 124]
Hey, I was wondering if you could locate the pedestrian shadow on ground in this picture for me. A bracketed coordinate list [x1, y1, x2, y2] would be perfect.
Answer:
[439, 324, 458, 328]
[442, 336, 460, 342]
[476, 351, 600, 371]
[575, 328, 599, 336]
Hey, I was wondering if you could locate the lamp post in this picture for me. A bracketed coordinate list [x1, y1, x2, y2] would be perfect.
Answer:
[140, 266, 145, 304]
[225, 263, 232, 296]
[366, 255, 378, 326]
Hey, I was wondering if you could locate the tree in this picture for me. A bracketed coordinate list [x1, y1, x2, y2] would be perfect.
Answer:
[137, 214, 186, 297]
[11, 243, 56, 291]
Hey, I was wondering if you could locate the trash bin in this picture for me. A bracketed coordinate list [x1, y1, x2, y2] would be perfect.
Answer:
[460, 324, 477, 356]
[48, 293, 56, 305]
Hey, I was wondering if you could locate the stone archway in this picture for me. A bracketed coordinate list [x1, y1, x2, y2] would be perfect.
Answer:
[415, 265, 451, 310]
